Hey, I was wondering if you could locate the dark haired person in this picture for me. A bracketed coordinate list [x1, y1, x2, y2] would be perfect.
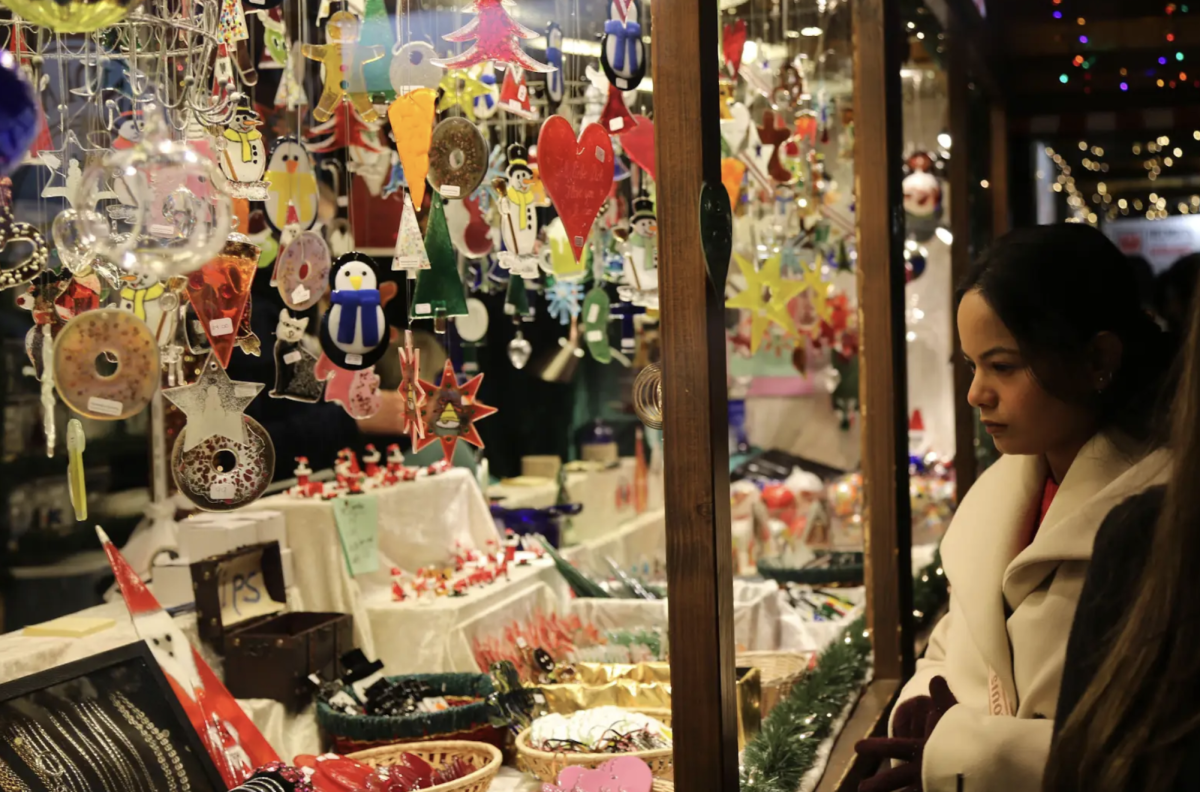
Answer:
[1045, 276, 1200, 792]
[856, 224, 1173, 792]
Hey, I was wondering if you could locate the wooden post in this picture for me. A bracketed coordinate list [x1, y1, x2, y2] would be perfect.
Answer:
[991, 102, 1010, 239]
[948, 19, 978, 500]
[853, 0, 914, 681]
[653, 0, 740, 786]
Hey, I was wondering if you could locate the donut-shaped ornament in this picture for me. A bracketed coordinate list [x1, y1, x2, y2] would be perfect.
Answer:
[172, 416, 276, 511]
[163, 354, 275, 511]
[276, 230, 332, 310]
[53, 308, 160, 420]
[428, 118, 487, 200]
[320, 252, 391, 370]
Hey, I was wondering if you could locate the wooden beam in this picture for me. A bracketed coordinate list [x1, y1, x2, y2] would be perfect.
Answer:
[853, 0, 913, 682]
[653, 0, 739, 785]
[991, 102, 1011, 238]
[948, 19, 978, 500]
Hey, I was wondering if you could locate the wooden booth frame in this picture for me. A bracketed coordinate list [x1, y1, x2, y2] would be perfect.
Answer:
[652, 0, 1009, 789]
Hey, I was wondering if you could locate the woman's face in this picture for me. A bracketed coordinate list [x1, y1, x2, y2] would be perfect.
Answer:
[957, 289, 1097, 459]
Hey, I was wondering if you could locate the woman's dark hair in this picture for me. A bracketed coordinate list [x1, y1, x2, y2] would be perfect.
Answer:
[1044, 271, 1200, 792]
[956, 223, 1176, 444]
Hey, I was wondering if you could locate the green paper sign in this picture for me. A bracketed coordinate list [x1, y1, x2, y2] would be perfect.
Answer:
[333, 494, 380, 576]
[699, 182, 733, 294]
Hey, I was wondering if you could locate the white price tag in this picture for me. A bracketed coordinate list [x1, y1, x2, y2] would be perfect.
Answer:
[440, 184, 461, 197]
[345, 353, 364, 366]
[517, 85, 527, 101]
[283, 350, 302, 365]
[609, 116, 624, 131]
[291, 284, 311, 304]
[587, 303, 601, 322]
[87, 397, 123, 417]
[393, 255, 422, 270]
[616, 77, 629, 90]
[595, 146, 607, 162]
[586, 329, 604, 342]
[235, 384, 258, 398]
[209, 317, 234, 337]
[415, 302, 432, 315]
[574, 235, 586, 248]
[209, 480, 236, 500]
[148, 223, 177, 238]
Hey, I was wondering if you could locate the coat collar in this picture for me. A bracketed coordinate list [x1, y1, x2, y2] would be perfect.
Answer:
[939, 433, 1167, 710]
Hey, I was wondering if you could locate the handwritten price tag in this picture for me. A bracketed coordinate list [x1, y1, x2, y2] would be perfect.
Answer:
[333, 494, 380, 576]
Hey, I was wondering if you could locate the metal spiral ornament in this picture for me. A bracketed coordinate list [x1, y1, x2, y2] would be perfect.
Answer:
[633, 363, 663, 429]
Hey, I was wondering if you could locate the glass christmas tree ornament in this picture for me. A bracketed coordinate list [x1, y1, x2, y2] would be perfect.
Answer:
[411, 193, 469, 331]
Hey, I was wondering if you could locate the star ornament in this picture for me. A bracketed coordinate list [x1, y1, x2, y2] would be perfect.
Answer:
[397, 329, 427, 445]
[162, 353, 263, 452]
[416, 360, 498, 464]
[725, 253, 806, 354]
[437, 70, 490, 122]
[800, 258, 833, 324]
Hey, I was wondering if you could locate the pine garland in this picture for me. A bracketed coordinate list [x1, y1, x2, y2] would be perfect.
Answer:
[740, 548, 950, 792]
[740, 618, 872, 792]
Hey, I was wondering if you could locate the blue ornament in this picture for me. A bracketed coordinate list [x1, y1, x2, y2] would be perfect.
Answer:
[0, 52, 39, 176]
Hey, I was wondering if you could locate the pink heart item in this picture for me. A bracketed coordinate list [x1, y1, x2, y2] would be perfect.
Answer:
[537, 115, 615, 263]
[619, 115, 655, 181]
[556, 757, 654, 792]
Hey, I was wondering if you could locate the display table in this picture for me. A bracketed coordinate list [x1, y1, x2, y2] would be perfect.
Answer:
[257, 468, 502, 656]
[0, 599, 322, 759]
[488, 459, 664, 544]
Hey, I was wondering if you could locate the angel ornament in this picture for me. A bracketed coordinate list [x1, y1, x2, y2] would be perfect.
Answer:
[618, 193, 659, 309]
[496, 143, 539, 278]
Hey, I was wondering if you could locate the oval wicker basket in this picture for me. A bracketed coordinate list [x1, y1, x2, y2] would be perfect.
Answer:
[736, 651, 812, 717]
[346, 740, 503, 792]
[515, 711, 675, 784]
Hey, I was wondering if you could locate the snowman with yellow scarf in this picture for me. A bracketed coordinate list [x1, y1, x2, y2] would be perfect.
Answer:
[497, 143, 539, 277]
[116, 271, 168, 336]
[215, 104, 268, 200]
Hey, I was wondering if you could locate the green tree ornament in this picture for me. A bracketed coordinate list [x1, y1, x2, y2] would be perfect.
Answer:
[412, 193, 469, 331]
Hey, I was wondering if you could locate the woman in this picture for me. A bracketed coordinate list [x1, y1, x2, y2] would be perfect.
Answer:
[856, 224, 1174, 792]
[1045, 267, 1200, 790]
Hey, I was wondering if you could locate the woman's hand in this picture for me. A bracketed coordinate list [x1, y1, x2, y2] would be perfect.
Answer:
[854, 676, 958, 792]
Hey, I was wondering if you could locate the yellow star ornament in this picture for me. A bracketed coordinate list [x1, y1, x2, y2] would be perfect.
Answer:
[800, 258, 833, 323]
[726, 253, 807, 354]
[437, 70, 490, 121]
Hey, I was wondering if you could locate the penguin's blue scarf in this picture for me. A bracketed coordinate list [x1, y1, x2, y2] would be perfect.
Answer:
[332, 289, 381, 346]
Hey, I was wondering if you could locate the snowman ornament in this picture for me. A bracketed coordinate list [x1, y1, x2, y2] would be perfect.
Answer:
[320, 252, 391, 369]
[497, 142, 539, 277]
[619, 193, 659, 309]
[216, 104, 269, 200]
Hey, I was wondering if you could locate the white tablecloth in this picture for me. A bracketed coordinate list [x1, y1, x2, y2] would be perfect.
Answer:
[258, 468, 502, 657]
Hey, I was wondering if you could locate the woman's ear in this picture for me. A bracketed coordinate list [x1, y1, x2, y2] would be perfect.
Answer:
[1090, 331, 1124, 391]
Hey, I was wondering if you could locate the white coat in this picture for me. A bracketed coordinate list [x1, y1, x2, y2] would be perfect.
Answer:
[899, 433, 1170, 792]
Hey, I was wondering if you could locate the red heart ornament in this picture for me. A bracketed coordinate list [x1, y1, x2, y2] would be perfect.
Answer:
[619, 115, 655, 180]
[537, 115, 614, 263]
[723, 19, 747, 77]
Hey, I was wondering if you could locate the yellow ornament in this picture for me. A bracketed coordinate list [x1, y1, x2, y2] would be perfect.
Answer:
[2, 0, 137, 32]
[725, 253, 806, 354]
[67, 418, 86, 521]
[302, 11, 384, 123]
[799, 258, 832, 323]
[437, 70, 490, 122]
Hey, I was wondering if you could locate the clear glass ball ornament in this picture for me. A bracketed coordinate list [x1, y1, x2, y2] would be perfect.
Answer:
[74, 108, 231, 280]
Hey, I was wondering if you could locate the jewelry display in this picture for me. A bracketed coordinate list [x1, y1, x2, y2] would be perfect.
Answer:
[42, 712, 120, 792]
[79, 700, 156, 792]
[0, 757, 30, 792]
[110, 691, 191, 792]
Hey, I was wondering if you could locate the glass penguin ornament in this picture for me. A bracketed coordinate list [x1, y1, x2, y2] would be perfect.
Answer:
[600, 0, 646, 91]
[320, 252, 391, 370]
[215, 104, 269, 200]
[544, 23, 564, 109]
[263, 137, 319, 233]
[302, 10, 385, 124]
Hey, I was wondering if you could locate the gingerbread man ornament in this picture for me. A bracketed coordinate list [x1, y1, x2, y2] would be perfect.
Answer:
[303, 11, 385, 124]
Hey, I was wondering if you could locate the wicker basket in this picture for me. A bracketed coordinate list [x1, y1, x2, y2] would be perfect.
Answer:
[515, 726, 674, 783]
[346, 741, 502, 792]
[318, 673, 503, 753]
[736, 651, 813, 717]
